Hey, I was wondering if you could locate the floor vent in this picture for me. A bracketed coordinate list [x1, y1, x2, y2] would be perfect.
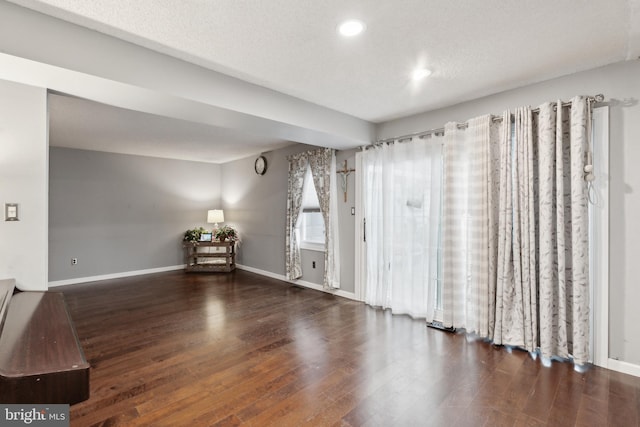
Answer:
[427, 321, 455, 332]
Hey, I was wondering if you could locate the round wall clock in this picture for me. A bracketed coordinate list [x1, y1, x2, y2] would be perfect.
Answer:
[254, 155, 267, 175]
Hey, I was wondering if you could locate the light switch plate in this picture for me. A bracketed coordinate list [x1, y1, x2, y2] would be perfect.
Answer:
[5, 203, 19, 221]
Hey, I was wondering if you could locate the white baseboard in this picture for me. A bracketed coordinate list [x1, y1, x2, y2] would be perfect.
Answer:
[607, 358, 640, 378]
[48, 265, 185, 288]
[236, 264, 360, 302]
[48, 263, 360, 302]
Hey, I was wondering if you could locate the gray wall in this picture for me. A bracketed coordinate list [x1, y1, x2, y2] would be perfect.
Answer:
[49, 143, 357, 292]
[335, 149, 357, 292]
[221, 145, 357, 293]
[49, 147, 221, 281]
[377, 60, 640, 366]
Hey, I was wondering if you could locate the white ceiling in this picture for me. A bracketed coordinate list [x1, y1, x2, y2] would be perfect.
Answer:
[8, 0, 640, 161]
[48, 93, 294, 164]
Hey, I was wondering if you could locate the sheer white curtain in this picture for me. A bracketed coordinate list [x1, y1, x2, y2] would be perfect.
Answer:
[362, 136, 442, 320]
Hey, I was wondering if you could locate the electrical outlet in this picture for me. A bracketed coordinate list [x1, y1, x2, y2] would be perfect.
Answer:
[351, 207, 355, 215]
[312, 261, 316, 268]
[71, 258, 78, 266]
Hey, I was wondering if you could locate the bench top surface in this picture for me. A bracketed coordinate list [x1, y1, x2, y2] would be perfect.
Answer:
[0, 279, 15, 332]
[0, 291, 89, 377]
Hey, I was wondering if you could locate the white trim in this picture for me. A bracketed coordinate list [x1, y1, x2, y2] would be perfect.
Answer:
[47, 262, 359, 302]
[354, 152, 365, 301]
[236, 263, 358, 301]
[299, 242, 326, 252]
[48, 265, 185, 287]
[607, 358, 640, 378]
[591, 106, 609, 368]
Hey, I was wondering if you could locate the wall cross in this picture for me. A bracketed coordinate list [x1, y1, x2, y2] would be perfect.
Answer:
[336, 160, 356, 202]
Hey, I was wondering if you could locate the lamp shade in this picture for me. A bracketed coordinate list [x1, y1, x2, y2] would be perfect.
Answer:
[207, 209, 224, 224]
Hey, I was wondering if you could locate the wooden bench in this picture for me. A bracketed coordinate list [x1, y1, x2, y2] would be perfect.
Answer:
[0, 278, 90, 404]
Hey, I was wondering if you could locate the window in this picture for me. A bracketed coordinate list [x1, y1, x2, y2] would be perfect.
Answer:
[297, 166, 325, 251]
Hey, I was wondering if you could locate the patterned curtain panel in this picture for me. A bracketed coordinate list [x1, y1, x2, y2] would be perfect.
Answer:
[285, 153, 308, 280]
[286, 148, 340, 288]
[493, 107, 538, 352]
[442, 96, 591, 365]
[308, 148, 341, 289]
[536, 97, 590, 365]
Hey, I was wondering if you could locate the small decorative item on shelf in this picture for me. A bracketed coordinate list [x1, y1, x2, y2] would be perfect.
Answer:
[183, 227, 208, 243]
[214, 225, 238, 242]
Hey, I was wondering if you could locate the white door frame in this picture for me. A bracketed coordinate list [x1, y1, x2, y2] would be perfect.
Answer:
[354, 151, 365, 301]
[591, 106, 609, 368]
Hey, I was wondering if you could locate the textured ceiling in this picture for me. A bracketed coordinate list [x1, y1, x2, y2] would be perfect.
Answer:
[9, 0, 640, 123]
[7, 0, 640, 164]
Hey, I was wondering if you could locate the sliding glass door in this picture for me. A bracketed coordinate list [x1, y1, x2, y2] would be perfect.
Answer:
[355, 136, 443, 321]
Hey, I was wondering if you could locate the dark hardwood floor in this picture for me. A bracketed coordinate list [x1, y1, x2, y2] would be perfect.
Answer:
[60, 270, 640, 426]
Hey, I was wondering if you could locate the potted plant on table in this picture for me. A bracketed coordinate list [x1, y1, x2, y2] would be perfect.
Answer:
[214, 225, 238, 242]
[183, 227, 207, 243]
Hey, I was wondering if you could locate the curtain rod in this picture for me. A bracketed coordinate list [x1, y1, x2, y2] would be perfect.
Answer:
[368, 94, 605, 147]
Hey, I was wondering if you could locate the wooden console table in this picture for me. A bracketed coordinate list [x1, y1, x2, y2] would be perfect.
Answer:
[183, 241, 236, 273]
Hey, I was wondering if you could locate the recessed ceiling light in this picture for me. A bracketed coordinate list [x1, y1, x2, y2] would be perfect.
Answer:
[412, 68, 432, 81]
[338, 19, 366, 37]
